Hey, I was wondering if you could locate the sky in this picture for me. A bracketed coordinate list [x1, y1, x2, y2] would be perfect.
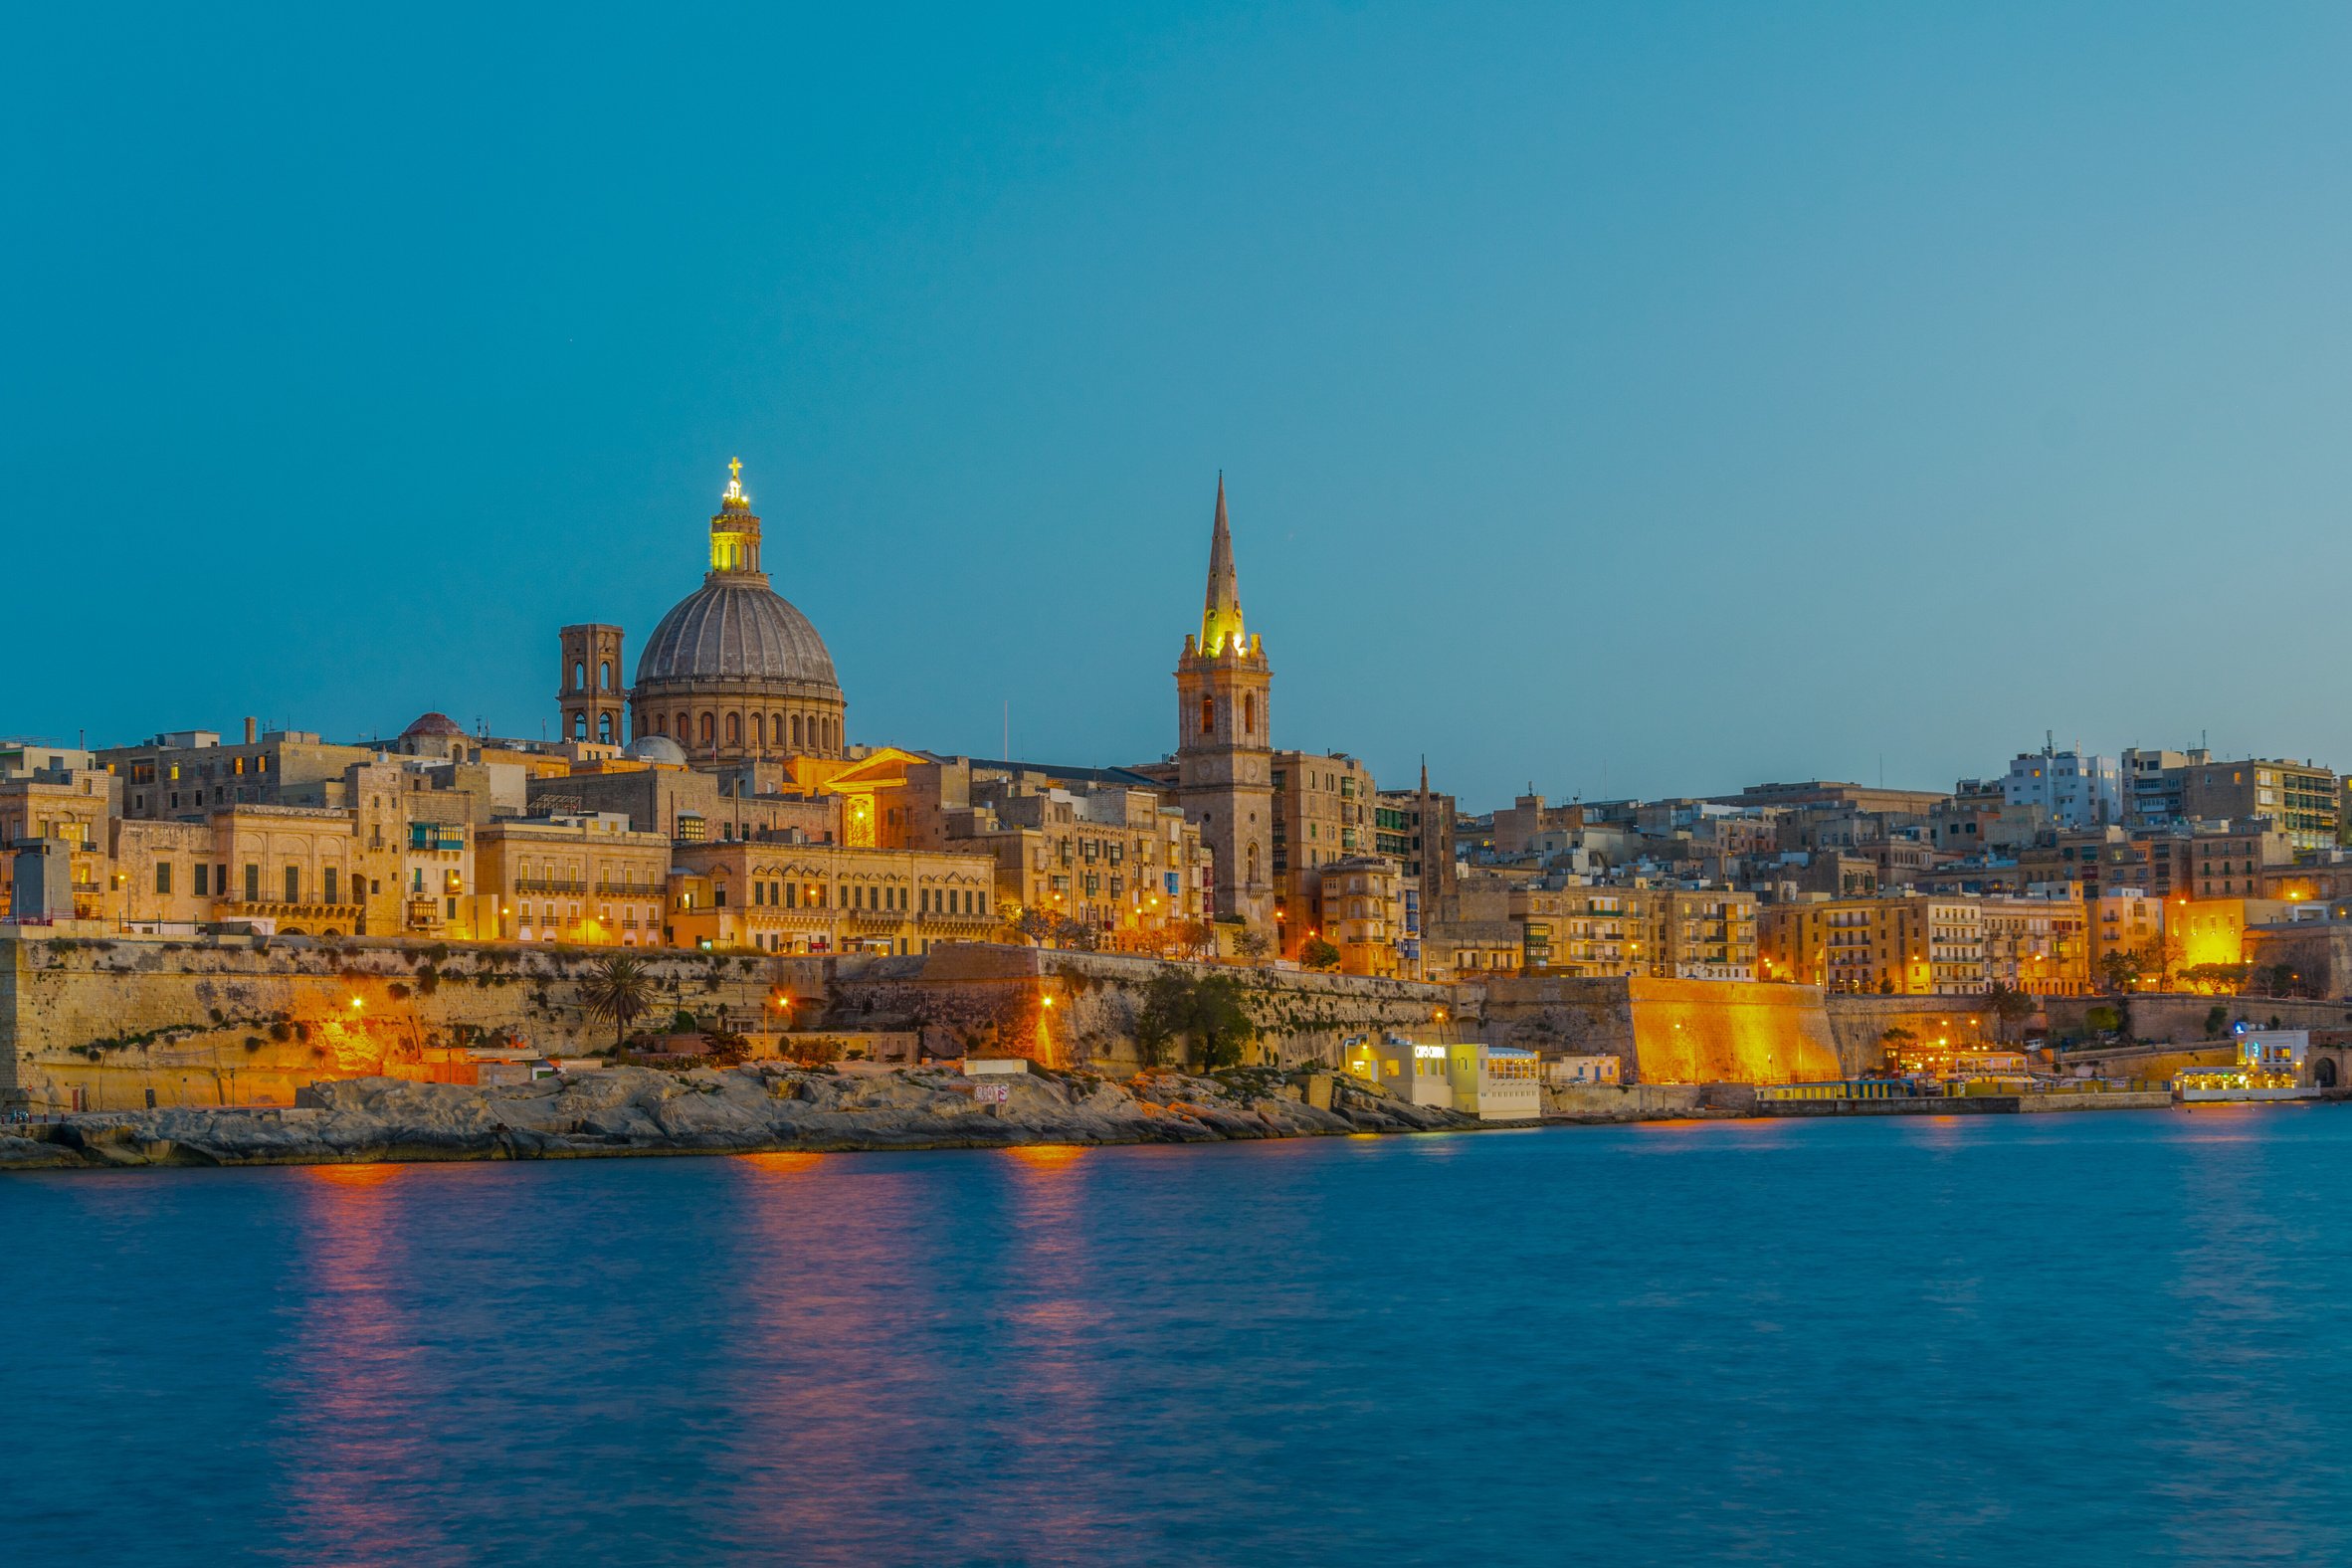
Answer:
[7, 4, 2352, 812]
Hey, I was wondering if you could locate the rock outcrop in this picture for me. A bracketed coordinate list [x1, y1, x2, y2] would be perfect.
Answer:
[0, 1065, 1480, 1171]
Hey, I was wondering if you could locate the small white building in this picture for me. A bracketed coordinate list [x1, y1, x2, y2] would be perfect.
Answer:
[1342, 1033, 1454, 1108]
[1545, 1054, 1622, 1087]
[1449, 1043, 1542, 1121]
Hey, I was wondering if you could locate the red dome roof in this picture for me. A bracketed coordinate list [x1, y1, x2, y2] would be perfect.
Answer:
[401, 711, 466, 738]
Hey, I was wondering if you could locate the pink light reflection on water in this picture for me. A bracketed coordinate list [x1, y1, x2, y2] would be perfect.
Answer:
[270, 1162, 452, 1566]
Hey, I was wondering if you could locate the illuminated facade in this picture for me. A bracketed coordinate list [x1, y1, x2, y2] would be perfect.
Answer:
[474, 814, 673, 945]
[1315, 855, 1408, 978]
[669, 840, 1000, 955]
[1171, 476, 1274, 928]
[626, 462, 849, 763]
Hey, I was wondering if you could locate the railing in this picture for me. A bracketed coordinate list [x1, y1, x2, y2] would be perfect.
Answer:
[514, 879, 587, 894]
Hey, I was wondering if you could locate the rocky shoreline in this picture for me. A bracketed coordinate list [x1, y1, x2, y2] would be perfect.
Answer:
[0, 1064, 1486, 1172]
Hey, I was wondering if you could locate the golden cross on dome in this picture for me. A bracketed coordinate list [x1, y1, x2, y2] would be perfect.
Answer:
[728, 457, 742, 484]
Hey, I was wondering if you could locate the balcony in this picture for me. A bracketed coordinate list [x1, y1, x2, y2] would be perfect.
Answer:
[514, 878, 587, 894]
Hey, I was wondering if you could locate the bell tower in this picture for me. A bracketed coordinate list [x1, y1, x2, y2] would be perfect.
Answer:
[558, 623, 627, 746]
[1174, 475, 1274, 928]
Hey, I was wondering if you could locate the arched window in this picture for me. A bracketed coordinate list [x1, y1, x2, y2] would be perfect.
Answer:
[725, 712, 741, 745]
[572, 711, 587, 741]
[771, 712, 784, 747]
[676, 711, 689, 739]
[598, 713, 614, 744]
[791, 713, 804, 748]
[1200, 693, 1215, 736]
[651, 712, 665, 734]
[1243, 692, 1255, 736]
[752, 713, 765, 747]
[1247, 843, 1261, 884]
[698, 712, 714, 744]
[599, 660, 612, 690]
[572, 661, 585, 691]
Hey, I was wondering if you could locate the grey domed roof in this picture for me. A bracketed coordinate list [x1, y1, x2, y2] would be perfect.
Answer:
[624, 733, 689, 764]
[634, 579, 841, 690]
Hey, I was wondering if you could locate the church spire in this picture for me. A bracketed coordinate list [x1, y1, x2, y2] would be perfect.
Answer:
[1200, 472, 1247, 657]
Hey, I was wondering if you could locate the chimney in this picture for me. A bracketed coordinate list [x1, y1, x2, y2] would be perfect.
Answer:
[243, 716, 257, 744]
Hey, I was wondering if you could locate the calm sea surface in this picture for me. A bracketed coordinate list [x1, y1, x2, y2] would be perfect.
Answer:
[6, 1107, 2351, 1565]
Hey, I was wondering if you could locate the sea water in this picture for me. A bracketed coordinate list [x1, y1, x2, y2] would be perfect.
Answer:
[5, 1107, 2348, 1565]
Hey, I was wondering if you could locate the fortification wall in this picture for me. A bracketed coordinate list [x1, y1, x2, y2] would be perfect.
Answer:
[2, 934, 789, 1112]
[822, 946, 1471, 1073]
[1482, 975, 1841, 1084]
[1821, 995, 2010, 1076]
[3, 936, 1478, 1108]
[2042, 992, 2352, 1045]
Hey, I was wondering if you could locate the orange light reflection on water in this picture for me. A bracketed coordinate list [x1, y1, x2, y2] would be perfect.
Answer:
[734, 1150, 826, 1178]
[305, 1161, 402, 1188]
[1006, 1143, 1087, 1169]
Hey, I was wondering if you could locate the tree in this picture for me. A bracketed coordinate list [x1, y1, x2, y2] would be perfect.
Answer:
[704, 1029, 751, 1068]
[1878, 1026, 1917, 1075]
[2204, 1004, 2230, 1038]
[582, 955, 655, 1049]
[1299, 937, 1341, 971]
[1172, 919, 1214, 960]
[1052, 918, 1100, 952]
[1235, 928, 1273, 966]
[2098, 948, 2144, 994]
[1191, 974, 1259, 1070]
[1984, 982, 2035, 1042]
[1011, 906, 1058, 947]
[1133, 971, 1193, 1069]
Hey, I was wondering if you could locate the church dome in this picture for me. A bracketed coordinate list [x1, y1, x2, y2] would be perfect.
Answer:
[635, 579, 840, 690]
[624, 733, 689, 765]
[401, 711, 466, 738]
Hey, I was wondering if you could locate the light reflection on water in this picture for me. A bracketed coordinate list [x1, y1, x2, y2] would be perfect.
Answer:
[10, 1110, 2352, 1564]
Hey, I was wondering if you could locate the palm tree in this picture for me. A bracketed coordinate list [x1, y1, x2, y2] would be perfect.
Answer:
[583, 955, 655, 1050]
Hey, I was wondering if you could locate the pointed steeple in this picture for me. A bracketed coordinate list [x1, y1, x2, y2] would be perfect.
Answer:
[1200, 472, 1247, 657]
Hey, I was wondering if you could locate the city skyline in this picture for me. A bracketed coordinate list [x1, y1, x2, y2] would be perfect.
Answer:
[12, 6, 2352, 806]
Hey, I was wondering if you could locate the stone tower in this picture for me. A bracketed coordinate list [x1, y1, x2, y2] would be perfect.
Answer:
[1174, 475, 1274, 929]
[558, 623, 628, 746]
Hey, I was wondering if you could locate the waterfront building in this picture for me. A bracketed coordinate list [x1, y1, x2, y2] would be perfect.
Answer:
[1447, 1042, 1541, 1121]
[1315, 855, 1409, 978]
[2089, 890, 2165, 981]
[474, 813, 673, 945]
[1760, 895, 1985, 995]
[1168, 476, 1274, 929]
[1977, 893, 2090, 996]
[668, 839, 1000, 955]
[1342, 1034, 1453, 1109]
[2181, 758, 2339, 850]
[1272, 749, 1375, 954]
[98, 721, 379, 822]
[1546, 1054, 1622, 1086]
[2189, 821, 2296, 897]
[1508, 884, 1758, 979]
[894, 756, 1210, 943]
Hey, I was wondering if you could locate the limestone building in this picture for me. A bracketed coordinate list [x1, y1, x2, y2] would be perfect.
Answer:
[669, 840, 1001, 956]
[1168, 477, 1274, 928]
[621, 461, 849, 763]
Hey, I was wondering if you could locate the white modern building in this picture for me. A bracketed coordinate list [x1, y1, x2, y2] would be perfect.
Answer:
[1999, 739, 2121, 829]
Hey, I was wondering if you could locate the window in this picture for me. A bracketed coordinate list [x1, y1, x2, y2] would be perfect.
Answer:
[193, 864, 209, 896]
[1244, 692, 1255, 735]
[573, 711, 588, 741]
[323, 867, 338, 904]
[599, 659, 612, 690]
[599, 712, 615, 744]
[155, 862, 173, 895]
[700, 712, 715, 744]
[573, 661, 586, 690]
[284, 865, 300, 903]
[1200, 693, 1214, 735]
[726, 712, 741, 745]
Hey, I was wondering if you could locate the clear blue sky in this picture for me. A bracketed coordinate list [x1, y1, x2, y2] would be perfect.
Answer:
[9, 4, 2352, 811]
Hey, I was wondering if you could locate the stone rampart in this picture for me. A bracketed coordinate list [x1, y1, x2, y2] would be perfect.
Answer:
[1482, 975, 1840, 1084]
[2, 933, 788, 1112]
[1821, 995, 2011, 1076]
